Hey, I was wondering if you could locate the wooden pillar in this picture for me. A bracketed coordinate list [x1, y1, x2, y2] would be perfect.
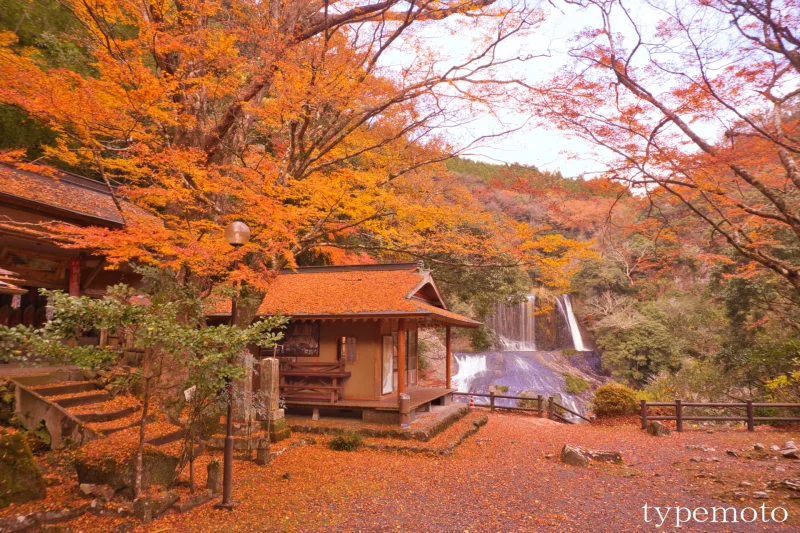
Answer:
[397, 319, 406, 400]
[640, 399, 647, 430]
[68, 257, 81, 297]
[445, 325, 452, 389]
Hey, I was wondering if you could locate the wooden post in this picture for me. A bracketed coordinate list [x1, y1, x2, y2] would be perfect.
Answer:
[675, 399, 683, 432]
[490, 391, 495, 412]
[68, 257, 81, 297]
[397, 318, 406, 401]
[640, 399, 647, 430]
[547, 397, 554, 420]
[747, 400, 754, 432]
[537, 395, 543, 418]
[445, 325, 452, 389]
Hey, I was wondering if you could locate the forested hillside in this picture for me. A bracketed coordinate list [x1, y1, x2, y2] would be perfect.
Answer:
[449, 156, 800, 404]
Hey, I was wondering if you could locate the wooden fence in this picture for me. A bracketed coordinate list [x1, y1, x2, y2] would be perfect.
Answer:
[452, 391, 593, 424]
[640, 400, 800, 432]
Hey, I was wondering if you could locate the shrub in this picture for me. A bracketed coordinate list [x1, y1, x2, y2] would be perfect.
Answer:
[519, 393, 539, 410]
[495, 385, 509, 394]
[562, 373, 589, 395]
[328, 432, 362, 451]
[593, 382, 637, 417]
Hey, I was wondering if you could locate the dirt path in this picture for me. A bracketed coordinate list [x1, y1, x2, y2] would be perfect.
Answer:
[61, 413, 800, 532]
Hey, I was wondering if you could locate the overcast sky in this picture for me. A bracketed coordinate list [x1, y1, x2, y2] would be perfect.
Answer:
[436, 2, 605, 178]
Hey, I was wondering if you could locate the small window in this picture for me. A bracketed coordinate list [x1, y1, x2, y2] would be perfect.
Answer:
[338, 336, 357, 364]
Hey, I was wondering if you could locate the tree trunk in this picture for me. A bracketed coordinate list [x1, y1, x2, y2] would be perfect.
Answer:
[134, 375, 151, 499]
[188, 424, 195, 493]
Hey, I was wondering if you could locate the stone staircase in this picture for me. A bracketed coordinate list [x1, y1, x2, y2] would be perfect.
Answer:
[11, 371, 185, 449]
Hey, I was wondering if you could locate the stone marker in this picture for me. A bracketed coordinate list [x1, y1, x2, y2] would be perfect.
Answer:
[206, 460, 221, 494]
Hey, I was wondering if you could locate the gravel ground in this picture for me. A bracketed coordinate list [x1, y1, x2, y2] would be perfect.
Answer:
[31, 412, 800, 532]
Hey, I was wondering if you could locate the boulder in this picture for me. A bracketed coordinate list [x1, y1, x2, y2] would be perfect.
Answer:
[109, 523, 134, 533]
[783, 441, 796, 450]
[133, 491, 178, 523]
[647, 421, 671, 436]
[0, 430, 46, 508]
[753, 443, 765, 451]
[75, 450, 178, 492]
[560, 444, 590, 467]
[782, 449, 800, 460]
[93, 485, 116, 502]
[32, 507, 85, 525]
[176, 490, 213, 513]
[588, 450, 623, 464]
[0, 515, 37, 533]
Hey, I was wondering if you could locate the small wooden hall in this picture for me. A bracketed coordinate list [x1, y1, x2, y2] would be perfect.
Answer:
[211, 263, 480, 424]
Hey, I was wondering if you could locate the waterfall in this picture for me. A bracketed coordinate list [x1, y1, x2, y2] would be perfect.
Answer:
[452, 354, 487, 393]
[556, 294, 588, 351]
[486, 294, 536, 351]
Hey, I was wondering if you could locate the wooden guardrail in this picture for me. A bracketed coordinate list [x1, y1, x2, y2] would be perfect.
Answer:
[640, 399, 800, 432]
[452, 391, 593, 424]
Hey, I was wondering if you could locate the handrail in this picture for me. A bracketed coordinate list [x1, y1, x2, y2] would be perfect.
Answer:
[551, 399, 593, 422]
[640, 399, 800, 432]
[452, 391, 592, 425]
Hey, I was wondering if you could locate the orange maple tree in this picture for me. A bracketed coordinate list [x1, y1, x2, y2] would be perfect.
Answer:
[529, 0, 800, 294]
[0, 0, 589, 309]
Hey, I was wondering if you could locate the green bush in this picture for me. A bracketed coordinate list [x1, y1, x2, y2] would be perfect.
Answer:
[518, 393, 539, 409]
[593, 382, 637, 417]
[328, 432, 362, 452]
[562, 373, 589, 394]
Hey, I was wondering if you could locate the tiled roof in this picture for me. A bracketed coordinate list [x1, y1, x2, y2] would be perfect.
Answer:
[0, 163, 124, 225]
[211, 264, 481, 328]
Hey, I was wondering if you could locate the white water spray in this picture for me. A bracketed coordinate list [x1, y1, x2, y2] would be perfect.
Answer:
[556, 295, 588, 351]
[452, 354, 487, 393]
[487, 294, 536, 351]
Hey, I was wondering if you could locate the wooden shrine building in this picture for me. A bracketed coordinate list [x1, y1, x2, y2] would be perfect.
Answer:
[210, 263, 480, 424]
[0, 162, 141, 337]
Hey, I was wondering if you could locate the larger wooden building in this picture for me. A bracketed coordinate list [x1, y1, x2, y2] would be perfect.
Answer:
[0, 162, 141, 335]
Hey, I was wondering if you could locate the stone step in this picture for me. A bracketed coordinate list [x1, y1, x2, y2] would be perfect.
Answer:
[146, 428, 186, 447]
[53, 391, 113, 408]
[75, 406, 139, 423]
[97, 414, 157, 436]
[34, 382, 99, 397]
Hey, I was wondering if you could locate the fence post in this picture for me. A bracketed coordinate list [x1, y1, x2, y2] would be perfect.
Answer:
[640, 399, 647, 430]
[747, 400, 754, 432]
[490, 391, 495, 412]
[548, 397, 554, 420]
[675, 399, 683, 432]
[537, 395, 543, 418]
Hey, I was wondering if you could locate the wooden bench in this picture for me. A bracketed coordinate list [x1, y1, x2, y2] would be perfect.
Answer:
[279, 361, 351, 403]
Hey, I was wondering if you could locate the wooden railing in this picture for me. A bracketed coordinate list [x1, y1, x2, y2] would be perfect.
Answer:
[279, 361, 351, 403]
[452, 392, 593, 424]
[640, 400, 800, 432]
